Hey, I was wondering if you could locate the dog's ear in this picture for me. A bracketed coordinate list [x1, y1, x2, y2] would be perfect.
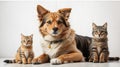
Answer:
[58, 8, 72, 21]
[37, 5, 49, 21]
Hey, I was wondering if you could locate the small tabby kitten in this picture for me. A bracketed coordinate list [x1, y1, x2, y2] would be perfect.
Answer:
[89, 23, 109, 63]
[4, 34, 34, 64]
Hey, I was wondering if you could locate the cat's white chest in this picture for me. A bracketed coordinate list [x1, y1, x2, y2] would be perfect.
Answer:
[97, 47, 101, 54]
[24, 50, 29, 58]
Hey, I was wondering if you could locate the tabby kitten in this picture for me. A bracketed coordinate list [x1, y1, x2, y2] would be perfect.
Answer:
[89, 23, 109, 63]
[4, 34, 34, 64]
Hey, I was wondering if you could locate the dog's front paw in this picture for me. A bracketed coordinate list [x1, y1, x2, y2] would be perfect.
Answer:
[32, 58, 41, 64]
[50, 58, 62, 65]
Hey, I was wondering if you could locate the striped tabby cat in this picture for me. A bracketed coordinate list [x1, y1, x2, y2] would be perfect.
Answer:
[89, 23, 109, 63]
[4, 34, 34, 64]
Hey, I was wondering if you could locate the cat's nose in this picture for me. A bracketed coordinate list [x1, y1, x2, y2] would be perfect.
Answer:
[99, 34, 101, 37]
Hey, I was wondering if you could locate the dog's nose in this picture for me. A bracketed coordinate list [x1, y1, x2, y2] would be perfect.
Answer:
[53, 27, 58, 32]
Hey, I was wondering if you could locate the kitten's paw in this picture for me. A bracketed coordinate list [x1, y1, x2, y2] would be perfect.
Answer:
[50, 58, 62, 65]
[89, 58, 93, 62]
[17, 61, 22, 64]
[93, 60, 99, 63]
[23, 62, 27, 64]
[99, 60, 105, 63]
[28, 61, 32, 64]
[93, 57, 99, 63]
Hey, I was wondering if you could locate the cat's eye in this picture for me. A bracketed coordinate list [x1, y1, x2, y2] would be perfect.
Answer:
[100, 31, 105, 34]
[47, 21, 52, 24]
[27, 40, 31, 43]
[22, 40, 26, 42]
[94, 31, 98, 34]
[101, 32, 105, 35]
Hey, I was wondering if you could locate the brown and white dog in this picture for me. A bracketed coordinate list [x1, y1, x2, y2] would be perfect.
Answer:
[32, 5, 85, 65]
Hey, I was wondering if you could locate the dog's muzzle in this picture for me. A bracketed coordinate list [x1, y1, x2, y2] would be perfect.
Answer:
[52, 27, 58, 34]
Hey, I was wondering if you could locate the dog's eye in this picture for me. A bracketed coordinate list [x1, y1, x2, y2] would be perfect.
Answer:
[47, 21, 52, 24]
[57, 20, 62, 24]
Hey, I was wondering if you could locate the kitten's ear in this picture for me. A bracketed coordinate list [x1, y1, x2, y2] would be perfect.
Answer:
[30, 34, 33, 38]
[37, 5, 49, 21]
[58, 8, 72, 21]
[92, 23, 97, 29]
[21, 33, 25, 40]
[103, 22, 107, 29]
[21, 33, 24, 37]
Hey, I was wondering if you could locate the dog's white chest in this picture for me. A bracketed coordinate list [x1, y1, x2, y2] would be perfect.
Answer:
[24, 50, 29, 58]
[41, 41, 61, 58]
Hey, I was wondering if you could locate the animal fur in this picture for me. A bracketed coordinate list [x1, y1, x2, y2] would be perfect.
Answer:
[32, 5, 84, 65]
[32, 5, 120, 65]
[89, 23, 109, 63]
[4, 34, 34, 64]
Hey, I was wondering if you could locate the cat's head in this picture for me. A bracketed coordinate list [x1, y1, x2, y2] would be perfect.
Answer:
[92, 23, 108, 39]
[21, 34, 33, 47]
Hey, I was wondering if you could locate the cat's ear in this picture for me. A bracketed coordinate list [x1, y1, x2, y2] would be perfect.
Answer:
[37, 5, 50, 21]
[103, 22, 107, 29]
[58, 8, 72, 21]
[30, 34, 33, 38]
[21, 33, 24, 37]
[92, 23, 97, 29]
[21, 33, 25, 40]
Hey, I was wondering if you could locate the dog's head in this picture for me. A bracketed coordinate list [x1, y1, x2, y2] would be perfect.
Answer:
[37, 5, 71, 37]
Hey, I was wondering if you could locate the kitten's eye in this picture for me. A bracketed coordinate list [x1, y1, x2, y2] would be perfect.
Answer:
[47, 21, 52, 24]
[94, 31, 98, 34]
[23, 40, 25, 42]
[101, 32, 105, 35]
[57, 20, 62, 24]
[27, 40, 31, 43]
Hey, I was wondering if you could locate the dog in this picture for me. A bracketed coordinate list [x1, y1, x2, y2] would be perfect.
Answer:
[32, 5, 85, 65]
[32, 5, 120, 64]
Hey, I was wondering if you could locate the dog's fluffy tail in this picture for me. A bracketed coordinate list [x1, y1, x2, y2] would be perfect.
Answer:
[4, 59, 16, 63]
[109, 57, 120, 61]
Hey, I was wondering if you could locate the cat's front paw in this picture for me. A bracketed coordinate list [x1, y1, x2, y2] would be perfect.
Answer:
[99, 59, 106, 63]
[28, 61, 32, 64]
[17, 61, 22, 64]
[93, 59, 98, 63]
[23, 61, 27, 64]
[89, 58, 93, 62]
[50, 58, 62, 65]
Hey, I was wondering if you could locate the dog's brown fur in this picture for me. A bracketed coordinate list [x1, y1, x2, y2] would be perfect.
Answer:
[32, 5, 84, 65]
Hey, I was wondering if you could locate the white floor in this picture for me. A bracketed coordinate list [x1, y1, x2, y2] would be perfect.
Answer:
[0, 58, 120, 67]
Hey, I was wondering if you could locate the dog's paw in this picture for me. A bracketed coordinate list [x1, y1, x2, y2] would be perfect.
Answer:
[32, 59, 41, 64]
[50, 58, 62, 65]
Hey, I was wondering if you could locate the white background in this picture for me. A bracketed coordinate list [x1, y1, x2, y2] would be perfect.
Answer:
[0, 1, 120, 58]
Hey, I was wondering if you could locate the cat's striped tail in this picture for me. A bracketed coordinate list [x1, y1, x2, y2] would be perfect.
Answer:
[4, 59, 16, 63]
[109, 57, 120, 61]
